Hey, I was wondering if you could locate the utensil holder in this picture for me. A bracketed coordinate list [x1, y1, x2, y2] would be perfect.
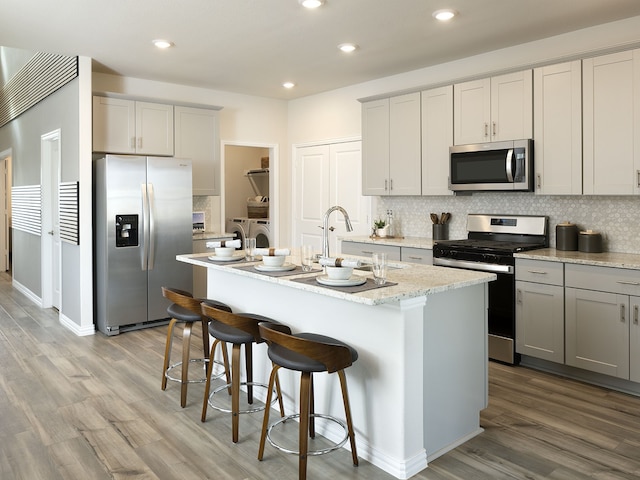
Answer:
[432, 224, 448, 240]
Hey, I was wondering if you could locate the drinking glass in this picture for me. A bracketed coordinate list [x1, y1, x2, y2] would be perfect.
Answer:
[301, 245, 314, 272]
[245, 237, 256, 261]
[372, 252, 388, 285]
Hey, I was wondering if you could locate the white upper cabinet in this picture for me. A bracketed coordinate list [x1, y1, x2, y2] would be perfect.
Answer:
[533, 61, 583, 195]
[93, 96, 174, 156]
[362, 92, 421, 196]
[583, 49, 640, 195]
[174, 106, 220, 196]
[454, 70, 532, 145]
[421, 85, 454, 196]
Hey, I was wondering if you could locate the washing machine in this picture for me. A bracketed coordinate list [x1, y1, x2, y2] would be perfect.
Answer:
[249, 218, 272, 248]
[225, 217, 251, 249]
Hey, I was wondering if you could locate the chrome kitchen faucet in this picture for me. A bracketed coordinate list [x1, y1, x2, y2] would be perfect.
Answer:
[321, 205, 353, 259]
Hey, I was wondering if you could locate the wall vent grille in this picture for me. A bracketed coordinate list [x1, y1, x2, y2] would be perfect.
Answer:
[11, 185, 42, 236]
[0, 52, 78, 128]
[59, 181, 79, 245]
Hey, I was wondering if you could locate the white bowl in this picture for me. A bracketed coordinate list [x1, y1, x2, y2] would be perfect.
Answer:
[325, 266, 353, 280]
[262, 255, 286, 267]
[215, 247, 235, 257]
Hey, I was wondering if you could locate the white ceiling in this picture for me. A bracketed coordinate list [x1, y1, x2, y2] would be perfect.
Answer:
[3, 0, 640, 100]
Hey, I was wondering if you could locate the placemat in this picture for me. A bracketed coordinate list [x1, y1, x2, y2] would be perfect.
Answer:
[233, 264, 322, 277]
[290, 275, 397, 293]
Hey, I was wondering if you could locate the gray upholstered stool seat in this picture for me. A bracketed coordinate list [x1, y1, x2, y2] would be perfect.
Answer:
[258, 323, 359, 480]
[201, 305, 285, 443]
[161, 287, 232, 408]
[268, 332, 358, 373]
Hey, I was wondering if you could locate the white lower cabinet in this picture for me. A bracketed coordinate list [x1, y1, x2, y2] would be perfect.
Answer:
[631, 296, 640, 383]
[515, 259, 565, 363]
[340, 241, 400, 261]
[400, 247, 433, 265]
[564, 263, 640, 380]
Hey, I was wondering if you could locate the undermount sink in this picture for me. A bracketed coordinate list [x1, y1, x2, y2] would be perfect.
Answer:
[354, 263, 403, 272]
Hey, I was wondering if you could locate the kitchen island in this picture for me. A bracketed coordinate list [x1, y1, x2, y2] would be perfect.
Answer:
[177, 253, 494, 479]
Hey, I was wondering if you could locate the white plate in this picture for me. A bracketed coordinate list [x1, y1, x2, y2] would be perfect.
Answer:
[254, 263, 297, 272]
[316, 275, 366, 287]
[208, 254, 244, 263]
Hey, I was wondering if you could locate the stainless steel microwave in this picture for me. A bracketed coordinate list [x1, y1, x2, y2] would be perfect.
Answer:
[449, 139, 533, 192]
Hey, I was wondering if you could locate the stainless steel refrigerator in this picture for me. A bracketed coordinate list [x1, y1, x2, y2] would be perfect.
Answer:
[94, 154, 193, 335]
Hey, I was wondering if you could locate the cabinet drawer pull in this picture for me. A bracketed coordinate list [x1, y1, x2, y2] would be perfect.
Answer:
[635, 305, 639, 325]
[361, 250, 374, 255]
[621, 304, 626, 323]
[527, 270, 548, 275]
[616, 280, 640, 286]
[408, 256, 423, 260]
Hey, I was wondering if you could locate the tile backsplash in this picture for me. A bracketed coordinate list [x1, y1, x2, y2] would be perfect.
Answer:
[378, 193, 640, 254]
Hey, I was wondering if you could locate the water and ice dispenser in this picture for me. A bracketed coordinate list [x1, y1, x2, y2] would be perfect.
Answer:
[115, 214, 139, 247]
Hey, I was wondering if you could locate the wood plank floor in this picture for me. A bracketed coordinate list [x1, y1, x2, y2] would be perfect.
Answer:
[1, 271, 640, 479]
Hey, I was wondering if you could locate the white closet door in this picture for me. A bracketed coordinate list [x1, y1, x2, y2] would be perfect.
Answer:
[293, 141, 371, 256]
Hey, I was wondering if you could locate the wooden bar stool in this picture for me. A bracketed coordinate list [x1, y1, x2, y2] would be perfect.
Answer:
[200, 303, 286, 443]
[161, 287, 232, 408]
[257, 322, 359, 480]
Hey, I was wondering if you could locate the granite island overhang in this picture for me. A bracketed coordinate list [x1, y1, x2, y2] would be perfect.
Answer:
[177, 253, 495, 479]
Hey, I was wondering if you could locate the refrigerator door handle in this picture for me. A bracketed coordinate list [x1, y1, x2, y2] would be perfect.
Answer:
[147, 183, 156, 270]
[141, 183, 150, 271]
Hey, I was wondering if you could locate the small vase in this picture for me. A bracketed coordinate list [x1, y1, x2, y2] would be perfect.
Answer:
[376, 227, 388, 237]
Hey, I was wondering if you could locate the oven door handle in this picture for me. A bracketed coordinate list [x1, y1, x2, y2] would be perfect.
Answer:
[434, 257, 514, 274]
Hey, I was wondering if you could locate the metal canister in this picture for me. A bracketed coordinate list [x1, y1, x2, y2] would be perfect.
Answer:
[578, 230, 603, 253]
[556, 222, 578, 251]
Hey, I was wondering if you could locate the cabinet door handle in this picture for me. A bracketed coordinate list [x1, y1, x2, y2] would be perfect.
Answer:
[536, 174, 541, 189]
[390, 179, 393, 191]
[516, 289, 522, 304]
[637, 170, 640, 188]
[527, 270, 548, 275]
[384, 179, 388, 191]
[621, 304, 626, 323]
[634, 305, 639, 325]
[616, 280, 640, 286]
[492, 121, 497, 136]
[131, 137, 136, 149]
[484, 123, 488, 137]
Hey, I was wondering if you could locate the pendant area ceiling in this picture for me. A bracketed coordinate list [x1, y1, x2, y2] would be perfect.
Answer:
[2, 0, 640, 100]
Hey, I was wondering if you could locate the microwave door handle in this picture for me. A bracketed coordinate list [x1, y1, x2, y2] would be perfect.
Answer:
[505, 149, 514, 182]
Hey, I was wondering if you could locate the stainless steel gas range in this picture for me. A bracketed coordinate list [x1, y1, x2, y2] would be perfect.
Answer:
[433, 214, 549, 364]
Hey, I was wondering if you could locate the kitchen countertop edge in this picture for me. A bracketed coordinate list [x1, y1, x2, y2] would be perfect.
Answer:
[515, 248, 640, 270]
[340, 235, 436, 250]
[177, 253, 494, 306]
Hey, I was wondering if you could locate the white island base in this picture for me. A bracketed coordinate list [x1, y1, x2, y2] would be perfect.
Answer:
[178, 255, 490, 479]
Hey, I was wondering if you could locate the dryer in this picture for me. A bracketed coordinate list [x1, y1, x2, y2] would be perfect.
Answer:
[249, 218, 272, 248]
[225, 217, 251, 249]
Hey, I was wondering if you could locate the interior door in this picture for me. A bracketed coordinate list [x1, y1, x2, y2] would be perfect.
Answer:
[294, 144, 330, 252]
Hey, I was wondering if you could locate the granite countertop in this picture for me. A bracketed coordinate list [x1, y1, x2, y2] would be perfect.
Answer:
[515, 248, 640, 270]
[192, 231, 234, 241]
[341, 235, 436, 250]
[177, 252, 494, 306]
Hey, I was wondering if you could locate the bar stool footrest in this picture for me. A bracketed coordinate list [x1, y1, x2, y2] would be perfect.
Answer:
[207, 382, 279, 414]
[266, 413, 349, 456]
[165, 358, 226, 384]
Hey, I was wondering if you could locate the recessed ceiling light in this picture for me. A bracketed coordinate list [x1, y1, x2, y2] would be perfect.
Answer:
[338, 43, 358, 53]
[283, 82, 296, 89]
[299, 0, 324, 8]
[152, 39, 174, 49]
[432, 9, 457, 21]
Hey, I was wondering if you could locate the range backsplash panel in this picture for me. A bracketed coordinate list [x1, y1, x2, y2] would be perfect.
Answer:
[378, 194, 640, 254]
